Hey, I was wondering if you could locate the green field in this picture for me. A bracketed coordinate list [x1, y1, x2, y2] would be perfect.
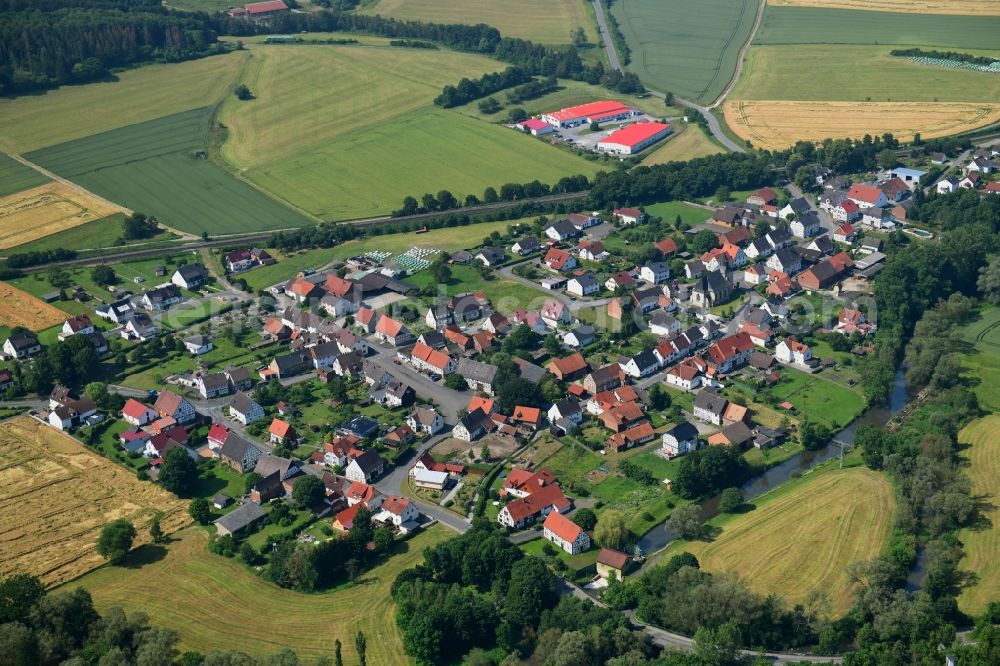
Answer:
[240, 107, 599, 221]
[769, 369, 865, 430]
[641, 200, 710, 227]
[65, 526, 449, 664]
[660, 464, 894, 616]
[0, 154, 50, 198]
[731, 45, 1000, 102]
[755, 6, 1000, 49]
[26, 108, 314, 235]
[957, 415, 1000, 615]
[215, 42, 600, 220]
[358, 0, 598, 44]
[959, 306, 1000, 413]
[0, 53, 248, 154]
[611, 0, 758, 103]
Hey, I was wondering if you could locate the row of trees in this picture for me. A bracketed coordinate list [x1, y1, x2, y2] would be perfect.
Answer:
[433, 66, 533, 108]
[391, 174, 589, 217]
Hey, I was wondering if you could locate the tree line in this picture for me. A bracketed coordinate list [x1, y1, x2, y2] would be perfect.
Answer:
[433, 66, 533, 107]
[0, 0, 226, 95]
[890, 47, 999, 68]
[391, 174, 589, 217]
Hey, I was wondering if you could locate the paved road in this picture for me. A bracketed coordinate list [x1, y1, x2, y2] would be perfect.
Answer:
[590, 0, 621, 72]
[589, 0, 763, 154]
[496, 262, 613, 313]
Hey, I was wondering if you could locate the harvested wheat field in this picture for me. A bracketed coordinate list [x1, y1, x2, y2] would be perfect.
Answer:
[0, 181, 124, 250]
[724, 100, 1000, 151]
[766, 0, 1000, 15]
[661, 466, 894, 615]
[0, 281, 68, 330]
[0, 417, 189, 587]
[957, 415, 1000, 615]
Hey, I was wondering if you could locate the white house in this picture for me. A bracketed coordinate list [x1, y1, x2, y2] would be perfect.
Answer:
[345, 449, 385, 484]
[58, 315, 94, 341]
[171, 264, 209, 290]
[937, 177, 959, 194]
[661, 421, 700, 457]
[229, 392, 265, 425]
[775, 338, 812, 366]
[183, 334, 213, 355]
[406, 407, 445, 435]
[4, 332, 41, 359]
[542, 511, 590, 555]
[121, 399, 157, 427]
[665, 362, 701, 391]
[640, 262, 670, 284]
[567, 274, 600, 297]
[374, 495, 419, 528]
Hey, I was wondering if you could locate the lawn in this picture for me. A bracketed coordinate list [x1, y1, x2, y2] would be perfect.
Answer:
[731, 45, 1000, 103]
[244, 105, 600, 220]
[769, 369, 864, 430]
[241, 219, 519, 291]
[520, 537, 599, 580]
[358, 0, 598, 44]
[0, 52, 249, 154]
[640, 123, 724, 165]
[611, 0, 759, 103]
[218, 42, 599, 220]
[659, 465, 894, 616]
[65, 526, 450, 664]
[26, 108, 315, 235]
[956, 415, 1000, 615]
[0, 153, 49, 198]
[959, 306, 1000, 413]
[755, 6, 1000, 49]
[407, 263, 550, 313]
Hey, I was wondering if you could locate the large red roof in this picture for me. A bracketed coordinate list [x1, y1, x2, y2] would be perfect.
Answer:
[599, 122, 671, 148]
[543, 511, 583, 543]
[545, 100, 628, 122]
[245, 0, 287, 13]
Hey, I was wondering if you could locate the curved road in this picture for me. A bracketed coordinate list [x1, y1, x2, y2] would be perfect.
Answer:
[590, 0, 767, 153]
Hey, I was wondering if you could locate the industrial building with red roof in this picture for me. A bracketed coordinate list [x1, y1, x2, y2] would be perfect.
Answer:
[541, 100, 636, 128]
[597, 122, 672, 156]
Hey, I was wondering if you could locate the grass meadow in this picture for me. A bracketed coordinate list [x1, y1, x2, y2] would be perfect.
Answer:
[731, 45, 1000, 103]
[755, 6, 1000, 49]
[957, 415, 1000, 615]
[66, 526, 450, 664]
[639, 200, 710, 227]
[640, 124, 724, 165]
[243, 106, 599, 220]
[959, 306, 1000, 413]
[0, 154, 49, 198]
[611, 0, 758, 103]
[0, 52, 248, 154]
[358, 0, 598, 44]
[769, 369, 865, 430]
[659, 464, 894, 616]
[26, 108, 314, 235]
[220, 43, 599, 220]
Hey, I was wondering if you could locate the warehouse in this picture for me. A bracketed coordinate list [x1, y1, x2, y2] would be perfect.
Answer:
[597, 122, 672, 156]
[541, 100, 636, 128]
[516, 118, 556, 136]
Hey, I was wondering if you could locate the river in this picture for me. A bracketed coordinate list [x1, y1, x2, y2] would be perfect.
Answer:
[637, 367, 911, 555]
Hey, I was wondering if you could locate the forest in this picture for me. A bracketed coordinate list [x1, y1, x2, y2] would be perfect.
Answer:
[0, 0, 225, 94]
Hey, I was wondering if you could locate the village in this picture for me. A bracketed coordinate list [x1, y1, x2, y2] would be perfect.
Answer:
[2, 128, 999, 600]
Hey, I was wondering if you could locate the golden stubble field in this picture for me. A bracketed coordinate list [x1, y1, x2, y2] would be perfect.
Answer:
[0, 181, 124, 250]
[724, 100, 1000, 151]
[664, 467, 895, 616]
[766, 0, 1000, 15]
[0, 281, 69, 330]
[0, 417, 189, 586]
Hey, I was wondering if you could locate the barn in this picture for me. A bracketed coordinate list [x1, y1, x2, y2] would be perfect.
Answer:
[597, 122, 672, 156]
